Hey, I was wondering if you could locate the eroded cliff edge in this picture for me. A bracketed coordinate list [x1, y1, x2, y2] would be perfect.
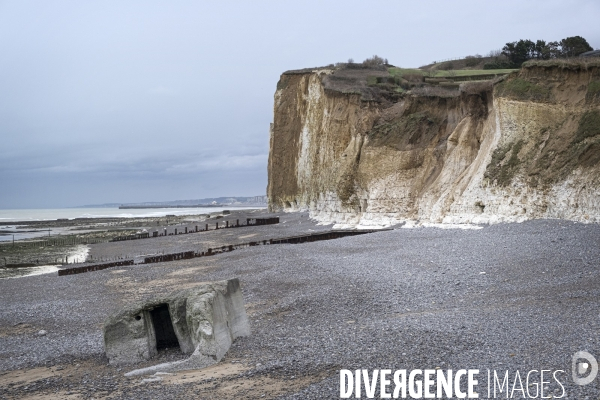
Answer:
[267, 62, 600, 227]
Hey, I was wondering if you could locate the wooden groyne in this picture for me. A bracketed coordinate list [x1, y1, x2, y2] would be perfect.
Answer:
[109, 217, 280, 242]
[58, 229, 382, 276]
[58, 260, 135, 276]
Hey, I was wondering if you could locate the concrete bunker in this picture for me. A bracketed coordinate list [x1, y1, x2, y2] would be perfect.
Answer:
[103, 278, 250, 371]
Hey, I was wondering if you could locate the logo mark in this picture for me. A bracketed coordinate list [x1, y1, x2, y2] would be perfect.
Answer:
[572, 351, 598, 385]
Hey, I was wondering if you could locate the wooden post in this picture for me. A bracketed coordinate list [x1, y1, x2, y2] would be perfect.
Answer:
[216, 222, 219, 229]
[236, 219, 239, 227]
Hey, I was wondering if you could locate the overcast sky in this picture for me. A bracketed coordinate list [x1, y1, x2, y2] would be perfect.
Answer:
[1, 0, 598, 208]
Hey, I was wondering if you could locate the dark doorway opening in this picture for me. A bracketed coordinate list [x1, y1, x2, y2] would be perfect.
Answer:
[150, 304, 179, 350]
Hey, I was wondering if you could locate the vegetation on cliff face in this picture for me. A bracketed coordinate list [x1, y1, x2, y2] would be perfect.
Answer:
[369, 111, 442, 151]
[587, 80, 600, 103]
[531, 111, 600, 185]
[485, 110, 600, 188]
[495, 78, 551, 102]
[484, 140, 524, 186]
[575, 110, 600, 142]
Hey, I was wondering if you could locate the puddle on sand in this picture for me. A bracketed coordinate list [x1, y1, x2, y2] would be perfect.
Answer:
[68, 244, 90, 264]
[0, 245, 89, 279]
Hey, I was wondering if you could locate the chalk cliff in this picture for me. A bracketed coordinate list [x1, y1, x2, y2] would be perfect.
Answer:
[267, 61, 600, 227]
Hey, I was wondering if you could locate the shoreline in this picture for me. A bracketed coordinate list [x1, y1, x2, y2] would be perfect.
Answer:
[0, 205, 266, 224]
[0, 207, 265, 242]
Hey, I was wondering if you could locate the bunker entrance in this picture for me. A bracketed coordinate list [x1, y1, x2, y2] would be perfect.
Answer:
[150, 304, 179, 350]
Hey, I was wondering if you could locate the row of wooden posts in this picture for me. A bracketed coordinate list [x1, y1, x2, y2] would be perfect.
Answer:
[110, 218, 280, 242]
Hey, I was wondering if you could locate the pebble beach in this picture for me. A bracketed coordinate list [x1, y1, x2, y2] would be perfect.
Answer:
[1, 210, 599, 399]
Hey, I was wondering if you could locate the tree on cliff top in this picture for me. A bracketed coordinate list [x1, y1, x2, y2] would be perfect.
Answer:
[560, 36, 593, 57]
[362, 55, 388, 67]
[502, 36, 593, 67]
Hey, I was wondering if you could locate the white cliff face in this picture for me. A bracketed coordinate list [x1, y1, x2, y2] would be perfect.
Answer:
[268, 65, 600, 228]
[440, 97, 600, 225]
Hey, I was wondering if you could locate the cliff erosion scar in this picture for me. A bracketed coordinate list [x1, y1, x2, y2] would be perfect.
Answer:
[267, 61, 600, 227]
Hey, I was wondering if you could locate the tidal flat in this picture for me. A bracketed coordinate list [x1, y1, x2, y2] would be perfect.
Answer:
[0, 212, 231, 275]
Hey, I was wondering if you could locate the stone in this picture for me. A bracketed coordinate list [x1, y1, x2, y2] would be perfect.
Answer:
[103, 278, 250, 371]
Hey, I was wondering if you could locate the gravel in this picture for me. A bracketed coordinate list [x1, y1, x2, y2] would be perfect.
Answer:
[1, 214, 599, 399]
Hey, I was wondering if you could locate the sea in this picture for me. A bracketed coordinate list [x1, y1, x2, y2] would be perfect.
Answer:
[0, 206, 262, 222]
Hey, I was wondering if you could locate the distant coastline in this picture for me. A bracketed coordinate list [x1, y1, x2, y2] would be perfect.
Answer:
[84, 195, 268, 210]
[118, 204, 226, 209]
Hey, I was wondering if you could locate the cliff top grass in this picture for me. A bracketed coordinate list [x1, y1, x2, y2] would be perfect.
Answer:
[389, 67, 516, 78]
[523, 58, 600, 70]
[320, 66, 403, 102]
[282, 65, 517, 78]
[280, 63, 515, 102]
